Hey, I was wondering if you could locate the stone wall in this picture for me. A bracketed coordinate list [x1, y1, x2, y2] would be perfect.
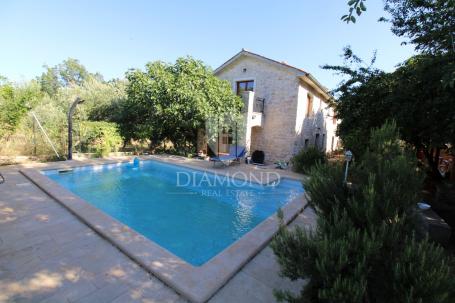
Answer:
[294, 82, 339, 154]
[216, 56, 300, 163]
[216, 54, 339, 163]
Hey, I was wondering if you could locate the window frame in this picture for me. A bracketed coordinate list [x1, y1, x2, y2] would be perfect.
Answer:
[236, 80, 254, 96]
[306, 93, 314, 117]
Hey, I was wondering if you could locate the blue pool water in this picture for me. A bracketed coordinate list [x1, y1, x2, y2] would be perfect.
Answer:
[43, 160, 303, 266]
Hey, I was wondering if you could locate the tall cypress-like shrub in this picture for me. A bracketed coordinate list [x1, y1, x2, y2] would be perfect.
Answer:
[271, 121, 454, 303]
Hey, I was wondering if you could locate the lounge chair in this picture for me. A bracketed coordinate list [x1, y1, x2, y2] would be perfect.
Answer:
[210, 146, 246, 167]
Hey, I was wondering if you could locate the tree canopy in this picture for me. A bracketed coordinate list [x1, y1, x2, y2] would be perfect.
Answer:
[325, 48, 455, 176]
[120, 57, 243, 152]
[344, 0, 455, 55]
[336, 0, 455, 177]
[384, 0, 455, 55]
[0, 58, 128, 158]
[2, 56, 243, 158]
[39, 58, 103, 96]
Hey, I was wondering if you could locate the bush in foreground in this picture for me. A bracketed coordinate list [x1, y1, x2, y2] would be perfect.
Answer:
[291, 147, 326, 174]
[271, 121, 455, 303]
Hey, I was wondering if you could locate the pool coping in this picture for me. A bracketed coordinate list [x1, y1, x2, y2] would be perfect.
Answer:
[20, 158, 307, 303]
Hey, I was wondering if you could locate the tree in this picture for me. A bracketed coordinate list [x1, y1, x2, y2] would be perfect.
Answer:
[0, 80, 42, 140]
[324, 48, 455, 177]
[39, 66, 60, 97]
[79, 77, 127, 122]
[343, 0, 455, 87]
[57, 58, 90, 86]
[121, 57, 243, 152]
[0, 59, 127, 157]
[39, 58, 92, 96]
[343, 0, 455, 55]
[335, 0, 455, 176]
[383, 0, 455, 55]
[271, 121, 455, 303]
[391, 54, 455, 176]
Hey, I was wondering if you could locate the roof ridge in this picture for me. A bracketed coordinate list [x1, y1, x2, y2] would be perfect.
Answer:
[214, 49, 331, 99]
[239, 49, 308, 75]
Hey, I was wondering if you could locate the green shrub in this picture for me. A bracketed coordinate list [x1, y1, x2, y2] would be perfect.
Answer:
[78, 121, 123, 157]
[291, 146, 326, 174]
[271, 121, 455, 303]
[0, 82, 42, 140]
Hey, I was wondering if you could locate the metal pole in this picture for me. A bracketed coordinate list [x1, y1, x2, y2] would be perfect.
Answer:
[235, 122, 238, 156]
[344, 160, 350, 183]
[217, 117, 220, 158]
[32, 118, 37, 156]
[68, 97, 85, 160]
[31, 112, 60, 159]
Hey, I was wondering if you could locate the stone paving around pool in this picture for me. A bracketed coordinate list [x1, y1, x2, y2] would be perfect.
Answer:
[0, 156, 316, 303]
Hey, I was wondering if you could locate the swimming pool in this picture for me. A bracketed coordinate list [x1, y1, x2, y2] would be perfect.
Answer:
[43, 160, 303, 266]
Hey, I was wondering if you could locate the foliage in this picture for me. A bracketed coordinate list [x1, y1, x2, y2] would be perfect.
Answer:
[337, 0, 455, 177]
[324, 49, 455, 177]
[39, 58, 99, 96]
[291, 147, 326, 174]
[271, 122, 455, 303]
[383, 0, 455, 55]
[343, 0, 455, 89]
[0, 80, 42, 140]
[78, 121, 123, 156]
[1, 56, 243, 159]
[0, 58, 127, 158]
[342, 0, 367, 23]
[0, 84, 20, 139]
[121, 57, 243, 152]
[86, 79, 127, 122]
[343, 0, 455, 56]
[0, 75, 8, 85]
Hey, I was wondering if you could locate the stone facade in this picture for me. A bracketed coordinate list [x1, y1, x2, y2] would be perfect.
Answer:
[294, 83, 339, 155]
[214, 50, 339, 163]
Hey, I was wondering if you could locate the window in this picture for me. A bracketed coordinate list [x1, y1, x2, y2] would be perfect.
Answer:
[304, 139, 309, 149]
[221, 129, 233, 145]
[236, 80, 254, 96]
[315, 133, 320, 148]
[306, 93, 314, 117]
[221, 136, 232, 145]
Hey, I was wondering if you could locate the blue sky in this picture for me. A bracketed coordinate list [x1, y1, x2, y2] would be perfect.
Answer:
[0, 0, 415, 90]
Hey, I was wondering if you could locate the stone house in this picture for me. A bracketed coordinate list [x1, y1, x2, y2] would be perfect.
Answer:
[206, 49, 339, 163]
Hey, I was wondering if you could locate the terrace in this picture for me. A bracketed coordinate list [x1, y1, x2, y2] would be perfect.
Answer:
[0, 155, 316, 303]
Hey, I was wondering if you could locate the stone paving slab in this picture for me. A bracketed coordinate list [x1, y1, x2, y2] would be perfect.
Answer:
[0, 158, 316, 303]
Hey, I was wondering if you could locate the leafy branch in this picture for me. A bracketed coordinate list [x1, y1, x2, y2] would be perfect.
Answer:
[342, 0, 367, 23]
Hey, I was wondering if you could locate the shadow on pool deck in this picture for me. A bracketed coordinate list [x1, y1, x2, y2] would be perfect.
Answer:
[0, 156, 314, 303]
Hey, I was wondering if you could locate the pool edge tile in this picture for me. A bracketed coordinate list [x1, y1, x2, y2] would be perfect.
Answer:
[20, 163, 307, 303]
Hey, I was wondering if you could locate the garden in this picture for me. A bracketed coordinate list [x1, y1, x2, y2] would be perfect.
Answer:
[0, 57, 242, 164]
[275, 1, 455, 302]
[1, 0, 454, 302]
